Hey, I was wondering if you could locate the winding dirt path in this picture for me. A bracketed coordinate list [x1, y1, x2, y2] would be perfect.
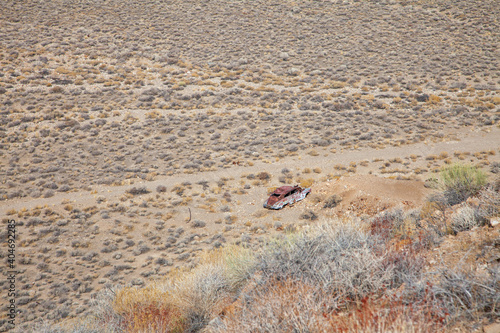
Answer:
[3, 127, 498, 215]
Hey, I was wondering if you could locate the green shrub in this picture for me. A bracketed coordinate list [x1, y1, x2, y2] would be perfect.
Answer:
[439, 164, 487, 205]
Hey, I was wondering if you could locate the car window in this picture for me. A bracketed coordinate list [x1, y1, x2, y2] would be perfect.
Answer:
[271, 193, 280, 197]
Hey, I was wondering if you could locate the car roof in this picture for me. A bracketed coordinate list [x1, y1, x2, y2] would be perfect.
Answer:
[273, 185, 299, 194]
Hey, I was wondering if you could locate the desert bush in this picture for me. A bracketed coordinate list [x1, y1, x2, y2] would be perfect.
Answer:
[430, 267, 500, 323]
[192, 220, 206, 228]
[113, 282, 185, 332]
[298, 178, 314, 188]
[98, 246, 256, 333]
[171, 264, 231, 331]
[439, 164, 487, 205]
[476, 185, 500, 218]
[424, 193, 453, 236]
[490, 162, 500, 174]
[323, 194, 342, 208]
[256, 172, 271, 181]
[324, 293, 445, 333]
[299, 210, 318, 220]
[53, 286, 127, 333]
[218, 279, 332, 332]
[217, 220, 431, 333]
[156, 185, 167, 193]
[258, 222, 397, 301]
[219, 245, 257, 292]
[369, 208, 406, 241]
[449, 184, 499, 233]
[219, 278, 444, 333]
[450, 205, 482, 233]
[126, 186, 150, 195]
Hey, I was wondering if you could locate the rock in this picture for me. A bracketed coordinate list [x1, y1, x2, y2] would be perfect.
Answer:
[490, 219, 499, 228]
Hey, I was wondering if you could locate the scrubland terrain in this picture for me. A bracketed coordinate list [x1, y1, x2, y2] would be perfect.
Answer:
[0, 0, 499, 332]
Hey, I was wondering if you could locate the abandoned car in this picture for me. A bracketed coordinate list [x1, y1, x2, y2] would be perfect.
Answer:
[263, 185, 311, 210]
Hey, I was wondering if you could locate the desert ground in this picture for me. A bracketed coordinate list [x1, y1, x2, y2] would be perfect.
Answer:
[0, 0, 499, 331]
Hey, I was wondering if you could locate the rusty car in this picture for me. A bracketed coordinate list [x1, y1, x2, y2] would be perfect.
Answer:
[263, 185, 311, 210]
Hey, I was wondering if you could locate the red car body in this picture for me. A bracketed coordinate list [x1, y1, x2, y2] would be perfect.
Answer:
[263, 185, 311, 210]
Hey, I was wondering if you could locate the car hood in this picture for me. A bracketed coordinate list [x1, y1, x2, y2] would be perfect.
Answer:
[265, 195, 280, 206]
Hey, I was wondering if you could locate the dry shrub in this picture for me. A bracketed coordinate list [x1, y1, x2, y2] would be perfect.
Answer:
[120, 303, 185, 332]
[258, 221, 397, 302]
[323, 194, 341, 208]
[61, 286, 127, 333]
[220, 267, 439, 333]
[113, 282, 185, 332]
[476, 185, 500, 218]
[219, 279, 332, 332]
[299, 178, 314, 188]
[428, 94, 442, 104]
[326, 293, 446, 333]
[256, 172, 271, 181]
[167, 246, 257, 330]
[430, 267, 500, 323]
[450, 205, 482, 233]
[370, 208, 436, 250]
[201, 244, 257, 292]
[171, 264, 231, 331]
[87, 245, 257, 333]
[126, 186, 150, 195]
[369, 208, 406, 241]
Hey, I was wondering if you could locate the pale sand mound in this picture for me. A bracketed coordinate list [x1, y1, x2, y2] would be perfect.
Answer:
[306, 174, 432, 217]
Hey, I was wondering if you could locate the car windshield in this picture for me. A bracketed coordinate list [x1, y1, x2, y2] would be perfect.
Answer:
[271, 193, 281, 197]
